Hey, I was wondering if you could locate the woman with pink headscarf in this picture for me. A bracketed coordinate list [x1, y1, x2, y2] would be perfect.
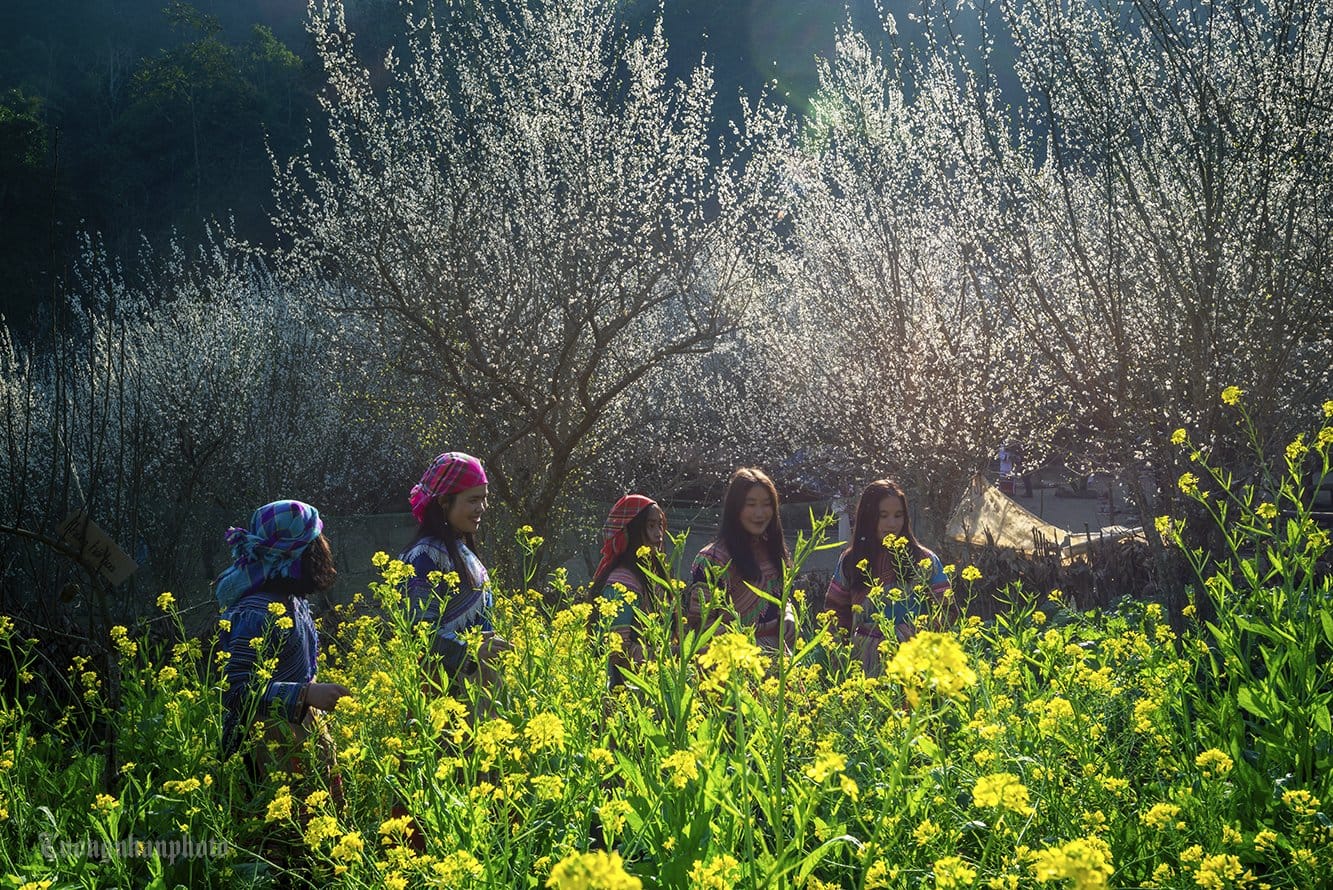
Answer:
[589, 495, 673, 686]
[399, 452, 509, 692]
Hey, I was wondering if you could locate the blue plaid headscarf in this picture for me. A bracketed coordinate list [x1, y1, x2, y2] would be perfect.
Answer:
[213, 500, 324, 609]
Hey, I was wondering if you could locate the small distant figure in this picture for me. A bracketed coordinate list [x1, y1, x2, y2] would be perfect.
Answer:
[1010, 443, 1033, 497]
[998, 443, 1033, 498]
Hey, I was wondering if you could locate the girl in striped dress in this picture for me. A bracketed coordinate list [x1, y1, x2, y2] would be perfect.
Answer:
[687, 467, 795, 651]
[824, 479, 951, 675]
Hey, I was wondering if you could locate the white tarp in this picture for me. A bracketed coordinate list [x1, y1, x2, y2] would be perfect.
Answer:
[946, 473, 1068, 553]
[946, 473, 1143, 559]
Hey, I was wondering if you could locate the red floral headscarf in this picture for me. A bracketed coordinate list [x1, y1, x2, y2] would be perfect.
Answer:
[593, 494, 659, 581]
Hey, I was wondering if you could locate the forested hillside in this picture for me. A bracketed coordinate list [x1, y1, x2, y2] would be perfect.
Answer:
[0, 0, 883, 326]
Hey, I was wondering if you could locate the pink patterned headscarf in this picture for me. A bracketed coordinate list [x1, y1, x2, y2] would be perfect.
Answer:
[409, 452, 488, 523]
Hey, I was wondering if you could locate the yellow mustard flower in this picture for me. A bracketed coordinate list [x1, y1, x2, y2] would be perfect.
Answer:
[545, 849, 641, 889]
[883, 631, 977, 708]
[973, 772, 1034, 816]
[934, 855, 978, 889]
[1141, 802, 1183, 830]
[688, 854, 741, 890]
[524, 712, 567, 753]
[660, 750, 699, 789]
[1030, 836, 1113, 889]
[1178, 472, 1200, 496]
[265, 786, 293, 822]
[1195, 748, 1234, 778]
[1194, 853, 1243, 890]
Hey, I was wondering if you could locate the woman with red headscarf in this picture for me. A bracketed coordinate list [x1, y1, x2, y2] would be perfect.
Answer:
[589, 495, 671, 686]
[399, 451, 510, 694]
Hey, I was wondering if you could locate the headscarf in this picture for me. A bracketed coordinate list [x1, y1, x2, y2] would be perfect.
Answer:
[409, 452, 488, 524]
[592, 495, 659, 582]
[214, 500, 324, 609]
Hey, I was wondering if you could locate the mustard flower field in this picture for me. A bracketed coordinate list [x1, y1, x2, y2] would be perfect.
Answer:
[1, 408, 1331, 889]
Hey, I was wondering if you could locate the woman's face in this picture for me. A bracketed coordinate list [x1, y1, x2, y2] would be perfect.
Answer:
[642, 506, 666, 551]
[876, 493, 906, 542]
[445, 484, 489, 535]
[740, 485, 774, 537]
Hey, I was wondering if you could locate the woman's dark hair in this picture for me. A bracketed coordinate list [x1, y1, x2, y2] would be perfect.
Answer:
[265, 534, 337, 598]
[410, 495, 478, 589]
[839, 479, 927, 591]
[590, 503, 669, 596]
[717, 467, 789, 585]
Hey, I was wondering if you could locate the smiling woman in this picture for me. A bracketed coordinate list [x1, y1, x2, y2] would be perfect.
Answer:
[687, 467, 796, 651]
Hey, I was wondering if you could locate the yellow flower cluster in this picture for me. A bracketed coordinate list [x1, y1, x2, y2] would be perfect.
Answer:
[933, 855, 978, 889]
[1192, 853, 1244, 890]
[525, 712, 567, 753]
[265, 785, 293, 822]
[696, 633, 765, 693]
[1194, 748, 1233, 779]
[659, 750, 699, 789]
[109, 624, 137, 659]
[803, 741, 847, 784]
[161, 777, 200, 795]
[972, 772, 1033, 816]
[688, 853, 740, 890]
[1140, 802, 1183, 831]
[883, 631, 977, 707]
[1030, 836, 1113, 889]
[545, 850, 641, 889]
[1281, 789, 1320, 817]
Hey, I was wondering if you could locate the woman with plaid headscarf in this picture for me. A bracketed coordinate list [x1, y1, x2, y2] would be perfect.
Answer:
[590, 494, 673, 685]
[399, 452, 510, 699]
[216, 500, 349, 781]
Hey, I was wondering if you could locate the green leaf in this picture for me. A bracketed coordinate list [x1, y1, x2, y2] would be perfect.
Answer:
[1313, 705, 1332, 734]
[794, 834, 864, 883]
[1236, 686, 1272, 721]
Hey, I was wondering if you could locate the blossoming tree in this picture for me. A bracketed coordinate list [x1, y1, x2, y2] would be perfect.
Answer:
[272, 0, 783, 552]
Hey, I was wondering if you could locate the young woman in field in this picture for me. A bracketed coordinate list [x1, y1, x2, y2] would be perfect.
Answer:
[589, 494, 672, 685]
[824, 479, 951, 675]
[217, 500, 349, 782]
[687, 467, 796, 651]
[400, 451, 510, 700]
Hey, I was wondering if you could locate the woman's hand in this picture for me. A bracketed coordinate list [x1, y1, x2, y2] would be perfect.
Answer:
[304, 682, 352, 711]
[478, 631, 513, 662]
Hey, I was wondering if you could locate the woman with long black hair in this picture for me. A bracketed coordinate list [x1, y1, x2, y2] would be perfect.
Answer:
[824, 478, 950, 674]
[687, 467, 795, 651]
